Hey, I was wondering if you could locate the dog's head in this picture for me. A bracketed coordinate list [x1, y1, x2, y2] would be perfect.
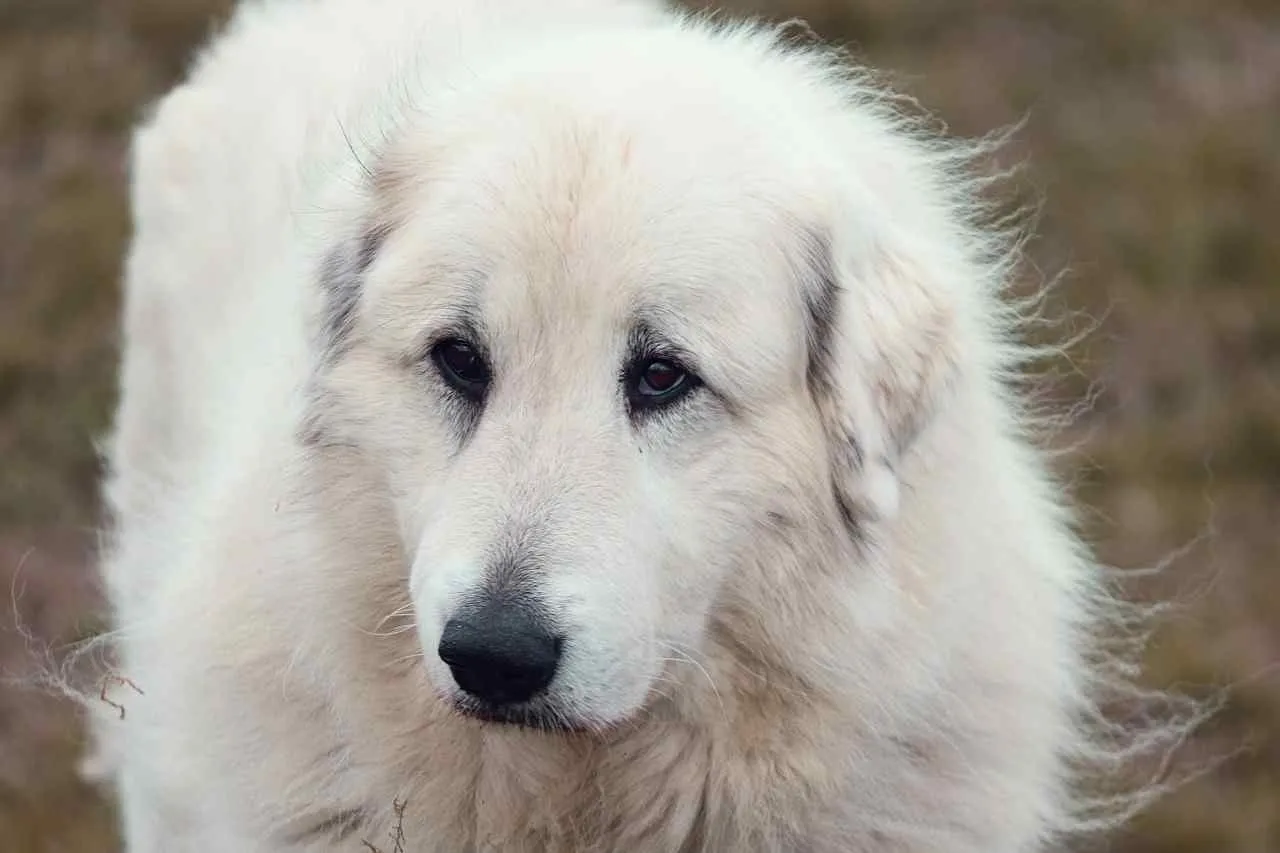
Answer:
[306, 26, 981, 731]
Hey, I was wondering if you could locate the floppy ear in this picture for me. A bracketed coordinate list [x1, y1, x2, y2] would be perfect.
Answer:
[803, 230, 961, 533]
[310, 125, 424, 360]
[315, 220, 391, 358]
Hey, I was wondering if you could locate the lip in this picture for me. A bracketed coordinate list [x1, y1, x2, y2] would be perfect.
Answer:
[451, 695, 591, 734]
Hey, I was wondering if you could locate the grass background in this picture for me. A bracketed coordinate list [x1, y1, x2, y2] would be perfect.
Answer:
[0, 0, 1276, 850]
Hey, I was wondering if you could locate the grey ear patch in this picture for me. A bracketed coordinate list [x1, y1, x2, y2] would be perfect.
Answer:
[800, 229, 839, 399]
[318, 221, 391, 354]
[827, 427, 882, 543]
[804, 233, 957, 537]
[800, 230, 868, 542]
[301, 222, 390, 449]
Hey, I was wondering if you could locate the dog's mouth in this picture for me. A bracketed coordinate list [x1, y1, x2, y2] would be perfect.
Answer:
[450, 695, 595, 734]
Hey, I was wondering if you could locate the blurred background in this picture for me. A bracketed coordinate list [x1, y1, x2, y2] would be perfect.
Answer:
[0, 0, 1276, 850]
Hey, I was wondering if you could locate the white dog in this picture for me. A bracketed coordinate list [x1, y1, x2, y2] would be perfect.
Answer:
[89, 0, 1176, 850]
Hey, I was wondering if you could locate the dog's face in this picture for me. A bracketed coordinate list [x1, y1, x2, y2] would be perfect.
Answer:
[310, 39, 962, 730]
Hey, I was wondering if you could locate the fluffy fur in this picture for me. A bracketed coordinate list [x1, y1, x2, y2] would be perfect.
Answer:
[88, 0, 1189, 850]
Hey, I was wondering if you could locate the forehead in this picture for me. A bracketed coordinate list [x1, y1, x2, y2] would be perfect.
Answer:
[366, 109, 820, 387]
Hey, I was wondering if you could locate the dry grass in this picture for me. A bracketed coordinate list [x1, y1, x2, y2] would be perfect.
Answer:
[1, 0, 1277, 850]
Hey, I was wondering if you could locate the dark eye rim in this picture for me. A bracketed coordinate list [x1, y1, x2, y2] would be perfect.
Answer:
[430, 337, 491, 401]
[626, 355, 702, 412]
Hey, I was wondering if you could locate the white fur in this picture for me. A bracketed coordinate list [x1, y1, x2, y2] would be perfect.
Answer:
[93, 0, 1148, 850]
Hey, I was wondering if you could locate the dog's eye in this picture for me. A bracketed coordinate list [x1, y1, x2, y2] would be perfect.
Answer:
[432, 338, 491, 400]
[629, 358, 698, 410]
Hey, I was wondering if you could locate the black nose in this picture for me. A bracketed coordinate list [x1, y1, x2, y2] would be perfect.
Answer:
[437, 600, 561, 706]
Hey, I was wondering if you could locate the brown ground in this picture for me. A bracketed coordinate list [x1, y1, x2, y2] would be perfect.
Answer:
[1, 0, 1277, 850]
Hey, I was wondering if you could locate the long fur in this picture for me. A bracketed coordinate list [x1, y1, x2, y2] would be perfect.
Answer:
[83, 1, 1211, 850]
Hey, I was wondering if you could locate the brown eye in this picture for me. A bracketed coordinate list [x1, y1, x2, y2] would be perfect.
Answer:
[628, 357, 699, 412]
[638, 360, 686, 396]
[432, 338, 491, 400]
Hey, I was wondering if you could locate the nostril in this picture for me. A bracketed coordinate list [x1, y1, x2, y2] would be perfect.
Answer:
[437, 606, 561, 707]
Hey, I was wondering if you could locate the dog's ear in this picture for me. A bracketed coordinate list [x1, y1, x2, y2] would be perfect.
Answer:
[803, 229, 961, 533]
[316, 220, 391, 357]
[313, 131, 423, 358]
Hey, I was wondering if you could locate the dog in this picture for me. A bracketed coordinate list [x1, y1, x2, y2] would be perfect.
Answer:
[89, 0, 1166, 849]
